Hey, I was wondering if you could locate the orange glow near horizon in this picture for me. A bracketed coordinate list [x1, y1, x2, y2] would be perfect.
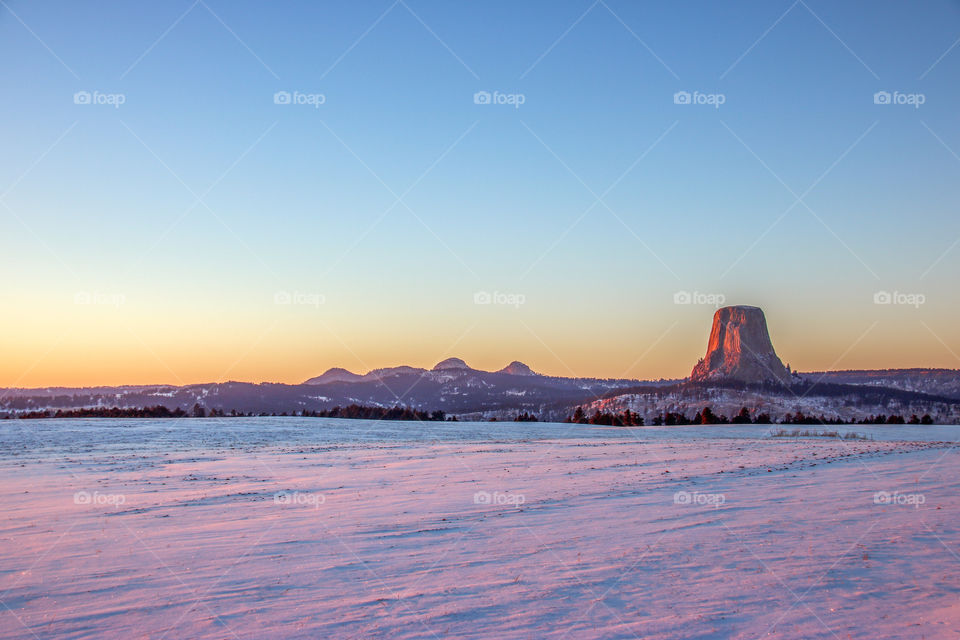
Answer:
[3, 307, 958, 388]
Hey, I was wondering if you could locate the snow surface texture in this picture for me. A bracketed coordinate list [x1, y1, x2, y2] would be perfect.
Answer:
[1, 418, 959, 639]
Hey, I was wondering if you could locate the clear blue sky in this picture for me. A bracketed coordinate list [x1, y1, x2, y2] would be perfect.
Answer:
[2, 0, 960, 385]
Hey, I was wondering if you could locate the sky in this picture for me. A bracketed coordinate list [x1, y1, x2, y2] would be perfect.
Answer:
[2, 0, 960, 387]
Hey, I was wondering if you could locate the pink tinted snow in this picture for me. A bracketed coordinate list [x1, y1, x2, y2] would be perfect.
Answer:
[1, 438, 959, 639]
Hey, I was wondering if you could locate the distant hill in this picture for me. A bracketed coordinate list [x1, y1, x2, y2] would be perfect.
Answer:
[303, 367, 362, 385]
[5, 308, 960, 423]
[798, 369, 960, 400]
[0, 358, 660, 417]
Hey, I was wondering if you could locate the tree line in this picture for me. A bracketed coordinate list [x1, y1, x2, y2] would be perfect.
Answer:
[564, 406, 937, 426]
[11, 405, 192, 419]
[300, 405, 449, 421]
[564, 407, 645, 426]
[7, 403, 938, 426]
[8, 403, 454, 422]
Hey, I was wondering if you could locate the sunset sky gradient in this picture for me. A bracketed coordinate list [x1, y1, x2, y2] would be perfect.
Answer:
[2, 0, 960, 387]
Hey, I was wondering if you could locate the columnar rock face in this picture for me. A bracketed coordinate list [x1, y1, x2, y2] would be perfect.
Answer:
[690, 306, 791, 385]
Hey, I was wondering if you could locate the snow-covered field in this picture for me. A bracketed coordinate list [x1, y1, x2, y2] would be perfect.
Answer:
[1, 418, 959, 639]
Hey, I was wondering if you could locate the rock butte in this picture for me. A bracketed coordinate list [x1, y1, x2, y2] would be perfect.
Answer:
[690, 305, 791, 385]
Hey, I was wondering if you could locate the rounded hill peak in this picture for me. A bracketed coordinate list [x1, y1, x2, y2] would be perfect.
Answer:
[432, 357, 470, 371]
[303, 367, 362, 385]
[498, 361, 537, 376]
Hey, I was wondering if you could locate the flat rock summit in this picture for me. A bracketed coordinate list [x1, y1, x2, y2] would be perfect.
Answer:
[690, 305, 791, 385]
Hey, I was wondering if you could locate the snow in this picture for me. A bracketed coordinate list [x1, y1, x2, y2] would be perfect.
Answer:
[1, 418, 959, 639]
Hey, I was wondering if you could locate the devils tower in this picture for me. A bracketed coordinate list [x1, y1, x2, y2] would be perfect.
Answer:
[690, 306, 791, 385]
